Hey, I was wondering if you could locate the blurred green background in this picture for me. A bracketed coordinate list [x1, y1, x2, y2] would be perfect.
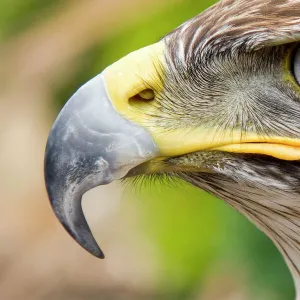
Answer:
[0, 0, 294, 299]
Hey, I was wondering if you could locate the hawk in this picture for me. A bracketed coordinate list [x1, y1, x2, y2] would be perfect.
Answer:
[45, 0, 300, 298]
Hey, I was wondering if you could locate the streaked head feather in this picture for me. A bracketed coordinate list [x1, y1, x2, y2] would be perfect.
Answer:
[166, 0, 300, 62]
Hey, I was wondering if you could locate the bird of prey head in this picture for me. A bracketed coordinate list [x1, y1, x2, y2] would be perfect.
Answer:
[45, 0, 300, 297]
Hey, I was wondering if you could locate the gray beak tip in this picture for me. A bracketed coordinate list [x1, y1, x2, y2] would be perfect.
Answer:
[93, 247, 105, 259]
[63, 226, 105, 259]
[97, 251, 105, 259]
[70, 232, 105, 259]
[44, 74, 157, 258]
[56, 210, 105, 259]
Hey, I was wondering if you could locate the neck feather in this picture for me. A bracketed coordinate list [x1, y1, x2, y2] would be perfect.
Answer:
[179, 157, 300, 298]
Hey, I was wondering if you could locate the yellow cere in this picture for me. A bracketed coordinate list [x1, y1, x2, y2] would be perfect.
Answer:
[103, 41, 165, 123]
[103, 42, 300, 161]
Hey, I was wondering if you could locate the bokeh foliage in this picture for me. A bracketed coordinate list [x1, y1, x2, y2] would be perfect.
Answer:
[0, 0, 63, 40]
[2, 0, 294, 299]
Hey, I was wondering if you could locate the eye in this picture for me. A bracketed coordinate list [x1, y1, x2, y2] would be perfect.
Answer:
[129, 89, 155, 108]
[292, 46, 300, 85]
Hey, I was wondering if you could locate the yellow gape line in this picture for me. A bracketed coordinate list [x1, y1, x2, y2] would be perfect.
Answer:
[152, 128, 300, 160]
[214, 143, 300, 161]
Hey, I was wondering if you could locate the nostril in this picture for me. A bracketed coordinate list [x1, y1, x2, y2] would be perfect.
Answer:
[129, 89, 155, 107]
[138, 89, 155, 100]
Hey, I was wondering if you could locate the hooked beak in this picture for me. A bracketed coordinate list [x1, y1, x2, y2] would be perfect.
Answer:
[45, 40, 300, 259]
[44, 73, 158, 258]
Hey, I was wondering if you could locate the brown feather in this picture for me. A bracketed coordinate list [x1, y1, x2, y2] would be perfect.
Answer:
[166, 0, 300, 62]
